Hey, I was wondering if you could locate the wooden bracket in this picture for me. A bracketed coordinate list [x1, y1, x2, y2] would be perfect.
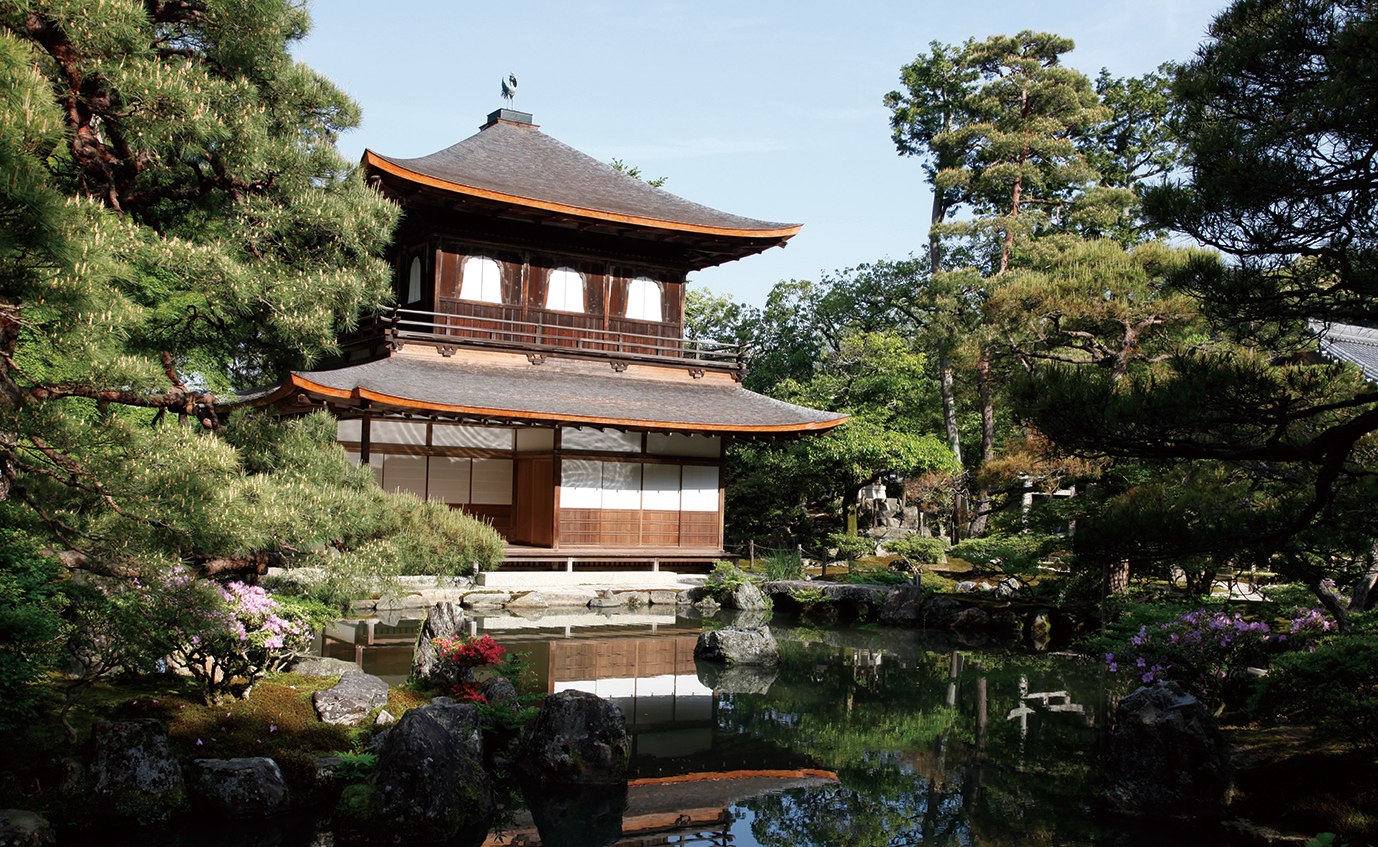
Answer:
[437, 345, 457, 358]
[610, 362, 629, 372]
[688, 368, 705, 379]
[527, 353, 547, 365]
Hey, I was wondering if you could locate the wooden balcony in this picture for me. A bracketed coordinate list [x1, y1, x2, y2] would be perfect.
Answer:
[341, 305, 746, 375]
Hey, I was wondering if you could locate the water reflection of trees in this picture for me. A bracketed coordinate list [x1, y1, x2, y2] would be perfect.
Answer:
[718, 635, 1107, 846]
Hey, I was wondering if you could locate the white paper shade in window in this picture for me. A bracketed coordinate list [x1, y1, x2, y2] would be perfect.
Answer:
[545, 267, 585, 312]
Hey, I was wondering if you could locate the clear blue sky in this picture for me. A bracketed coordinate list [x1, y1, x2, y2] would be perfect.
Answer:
[293, 0, 1227, 310]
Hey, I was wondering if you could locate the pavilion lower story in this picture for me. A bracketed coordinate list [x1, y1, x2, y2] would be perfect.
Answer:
[243, 345, 847, 570]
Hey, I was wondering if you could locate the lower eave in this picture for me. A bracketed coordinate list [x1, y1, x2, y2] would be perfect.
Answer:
[237, 353, 847, 440]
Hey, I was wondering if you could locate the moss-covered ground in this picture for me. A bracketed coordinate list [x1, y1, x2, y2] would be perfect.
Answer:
[0, 670, 433, 818]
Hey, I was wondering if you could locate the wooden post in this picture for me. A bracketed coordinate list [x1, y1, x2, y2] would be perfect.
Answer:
[749, 540, 756, 567]
[566, 557, 574, 573]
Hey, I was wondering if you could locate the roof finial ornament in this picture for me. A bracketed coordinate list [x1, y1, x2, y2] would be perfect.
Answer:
[500, 74, 518, 108]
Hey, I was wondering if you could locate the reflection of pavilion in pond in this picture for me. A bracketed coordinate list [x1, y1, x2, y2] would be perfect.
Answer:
[323, 611, 834, 846]
[321, 612, 822, 775]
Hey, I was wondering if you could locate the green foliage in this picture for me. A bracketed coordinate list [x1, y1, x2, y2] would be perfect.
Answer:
[760, 550, 805, 582]
[787, 586, 832, 609]
[0, 528, 67, 729]
[703, 560, 749, 595]
[329, 750, 379, 783]
[842, 570, 910, 587]
[0, 0, 496, 640]
[827, 533, 876, 563]
[949, 532, 1060, 575]
[1255, 632, 1378, 749]
[886, 535, 947, 567]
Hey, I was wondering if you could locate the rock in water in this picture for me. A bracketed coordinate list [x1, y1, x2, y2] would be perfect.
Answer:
[335, 706, 492, 845]
[412, 601, 466, 681]
[518, 691, 630, 784]
[1102, 681, 1233, 819]
[694, 625, 780, 666]
[726, 580, 769, 610]
[879, 585, 926, 624]
[312, 672, 388, 725]
[76, 719, 187, 822]
[187, 758, 290, 818]
[0, 810, 55, 846]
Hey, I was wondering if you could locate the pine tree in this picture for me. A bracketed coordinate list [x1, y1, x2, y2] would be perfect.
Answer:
[0, 2, 503, 582]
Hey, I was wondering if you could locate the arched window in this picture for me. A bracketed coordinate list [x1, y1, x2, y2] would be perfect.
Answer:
[406, 256, 422, 303]
[545, 266, 585, 312]
[625, 276, 663, 321]
[460, 255, 503, 303]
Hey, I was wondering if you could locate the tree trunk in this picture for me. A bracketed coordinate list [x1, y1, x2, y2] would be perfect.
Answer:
[1349, 540, 1378, 613]
[968, 351, 996, 537]
[937, 337, 962, 467]
[1308, 572, 1350, 633]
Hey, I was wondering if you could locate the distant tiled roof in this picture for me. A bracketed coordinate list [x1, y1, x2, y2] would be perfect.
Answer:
[258, 355, 847, 436]
[364, 117, 800, 239]
[1312, 319, 1378, 382]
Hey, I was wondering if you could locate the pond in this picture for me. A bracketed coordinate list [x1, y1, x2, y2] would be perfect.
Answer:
[314, 607, 1240, 847]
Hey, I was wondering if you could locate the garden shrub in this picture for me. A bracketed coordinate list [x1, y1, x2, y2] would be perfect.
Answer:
[1102, 607, 1272, 710]
[703, 560, 749, 596]
[167, 578, 336, 705]
[0, 528, 67, 730]
[887, 535, 946, 567]
[826, 533, 877, 564]
[1253, 631, 1378, 748]
[949, 532, 1061, 575]
[761, 550, 805, 581]
[429, 634, 506, 702]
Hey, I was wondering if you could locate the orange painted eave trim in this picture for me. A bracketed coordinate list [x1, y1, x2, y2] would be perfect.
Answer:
[285, 373, 849, 435]
[364, 151, 803, 242]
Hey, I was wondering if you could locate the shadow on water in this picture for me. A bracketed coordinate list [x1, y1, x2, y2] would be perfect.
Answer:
[68, 607, 1258, 846]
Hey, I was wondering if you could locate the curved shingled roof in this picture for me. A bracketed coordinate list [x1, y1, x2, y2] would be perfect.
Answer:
[1312, 319, 1378, 383]
[251, 355, 847, 437]
[364, 115, 801, 240]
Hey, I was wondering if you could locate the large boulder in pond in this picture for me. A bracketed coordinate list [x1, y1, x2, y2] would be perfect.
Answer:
[335, 706, 492, 845]
[694, 625, 780, 666]
[73, 719, 186, 822]
[187, 757, 290, 818]
[725, 580, 769, 611]
[1102, 681, 1233, 819]
[517, 691, 629, 785]
[412, 601, 467, 681]
[0, 810, 55, 846]
[879, 585, 926, 624]
[313, 671, 388, 725]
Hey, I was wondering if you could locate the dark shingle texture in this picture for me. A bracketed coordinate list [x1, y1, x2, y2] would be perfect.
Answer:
[372, 120, 797, 234]
[1313, 320, 1378, 383]
[293, 355, 847, 433]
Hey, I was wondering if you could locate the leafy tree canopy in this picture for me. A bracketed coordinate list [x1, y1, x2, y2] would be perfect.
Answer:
[0, 1, 502, 584]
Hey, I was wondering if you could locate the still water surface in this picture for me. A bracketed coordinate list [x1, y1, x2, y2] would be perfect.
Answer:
[316, 607, 1237, 847]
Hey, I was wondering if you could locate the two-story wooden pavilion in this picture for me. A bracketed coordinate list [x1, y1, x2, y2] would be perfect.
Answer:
[246, 109, 847, 571]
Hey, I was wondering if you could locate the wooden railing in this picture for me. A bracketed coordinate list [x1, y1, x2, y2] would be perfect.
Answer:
[345, 305, 746, 372]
